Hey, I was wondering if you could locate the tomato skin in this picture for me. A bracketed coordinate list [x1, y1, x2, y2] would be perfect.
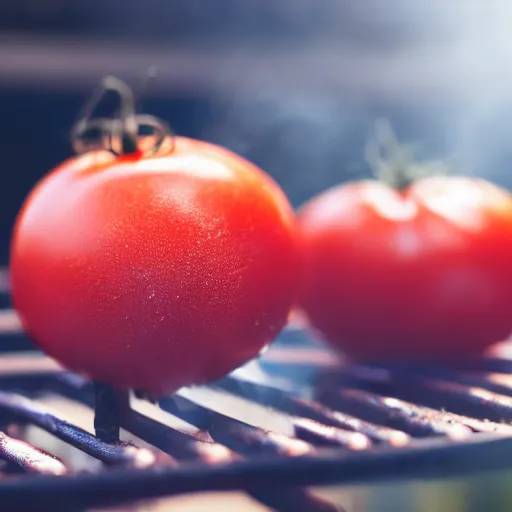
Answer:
[11, 136, 300, 395]
[298, 176, 512, 362]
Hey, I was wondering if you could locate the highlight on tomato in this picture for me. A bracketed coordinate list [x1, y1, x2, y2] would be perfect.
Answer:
[298, 120, 512, 363]
[10, 77, 300, 396]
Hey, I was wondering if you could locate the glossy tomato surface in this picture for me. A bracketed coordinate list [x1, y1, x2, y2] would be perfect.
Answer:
[11, 137, 300, 395]
[298, 176, 512, 362]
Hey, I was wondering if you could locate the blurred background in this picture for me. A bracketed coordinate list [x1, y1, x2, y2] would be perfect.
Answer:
[2, 0, 512, 265]
[2, 2, 512, 510]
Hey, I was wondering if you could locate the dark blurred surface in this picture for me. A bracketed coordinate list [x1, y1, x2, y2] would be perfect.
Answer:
[0, 0, 448, 46]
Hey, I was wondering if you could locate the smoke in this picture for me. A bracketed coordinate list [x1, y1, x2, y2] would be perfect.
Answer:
[200, 1, 512, 205]
[444, 1, 512, 184]
[204, 94, 374, 206]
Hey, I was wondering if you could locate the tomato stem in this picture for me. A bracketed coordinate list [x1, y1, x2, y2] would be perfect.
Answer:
[365, 119, 447, 191]
[70, 76, 173, 157]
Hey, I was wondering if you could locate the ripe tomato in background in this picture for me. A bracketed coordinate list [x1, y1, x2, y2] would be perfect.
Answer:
[10, 81, 300, 396]
[298, 126, 512, 363]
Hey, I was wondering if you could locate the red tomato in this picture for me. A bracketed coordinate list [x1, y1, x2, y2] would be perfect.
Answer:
[11, 135, 299, 395]
[298, 176, 512, 362]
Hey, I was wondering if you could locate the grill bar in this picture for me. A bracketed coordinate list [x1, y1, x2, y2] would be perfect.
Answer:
[1, 434, 512, 511]
[291, 417, 370, 450]
[162, 393, 316, 456]
[216, 376, 410, 445]
[331, 365, 512, 423]
[319, 388, 473, 439]
[402, 378, 512, 422]
[93, 381, 125, 444]
[125, 406, 345, 512]
[0, 391, 154, 467]
[159, 394, 347, 512]
[0, 431, 67, 475]
[52, 370, 344, 511]
[380, 362, 512, 400]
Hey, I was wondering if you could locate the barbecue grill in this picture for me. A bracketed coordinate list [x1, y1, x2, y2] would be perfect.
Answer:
[1, 268, 512, 512]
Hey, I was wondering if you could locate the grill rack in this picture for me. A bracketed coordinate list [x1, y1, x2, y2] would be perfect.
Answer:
[1, 271, 512, 510]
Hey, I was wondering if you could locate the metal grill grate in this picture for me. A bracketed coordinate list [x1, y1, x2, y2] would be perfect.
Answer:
[1, 269, 512, 511]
